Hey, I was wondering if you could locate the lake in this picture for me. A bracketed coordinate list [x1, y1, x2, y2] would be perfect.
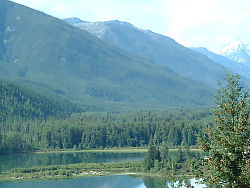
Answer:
[0, 151, 145, 173]
[0, 151, 205, 188]
[0, 175, 205, 188]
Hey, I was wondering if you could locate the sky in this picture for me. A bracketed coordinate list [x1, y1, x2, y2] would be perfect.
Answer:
[12, 0, 250, 51]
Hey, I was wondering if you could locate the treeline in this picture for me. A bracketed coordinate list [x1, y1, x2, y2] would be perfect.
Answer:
[0, 80, 84, 121]
[0, 109, 212, 154]
[144, 141, 203, 175]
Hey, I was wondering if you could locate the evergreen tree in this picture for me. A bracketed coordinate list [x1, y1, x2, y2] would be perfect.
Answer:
[144, 137, 160, 170]
[176, 148, 185, 163]
[160, 142, 169, 166]
[200, 74, 250, 187]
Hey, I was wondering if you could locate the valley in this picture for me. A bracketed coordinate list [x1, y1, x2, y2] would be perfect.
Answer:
[0, 0, 250, 187]
[0, 0, 216, 111]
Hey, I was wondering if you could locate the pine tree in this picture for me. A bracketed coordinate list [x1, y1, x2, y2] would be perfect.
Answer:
[144, 137, 160, 171]
[200, 74, 250, 187]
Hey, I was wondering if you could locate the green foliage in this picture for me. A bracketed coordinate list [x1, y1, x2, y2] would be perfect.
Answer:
[0, 1, 214, 110]
[0, 109, 211, 154]
[144, 143, 203, 175]
[199, 74, 250, 187]
[0, 80, 86, 154]
[0, 80, 83, 121]
[0, 132, 32, 154]
[176, 149, 185, 163]
[143, 176, 167, 188]
[10, 161, 144, 174]
[144, 138, 160, 170]
[1, 161, 144, 180]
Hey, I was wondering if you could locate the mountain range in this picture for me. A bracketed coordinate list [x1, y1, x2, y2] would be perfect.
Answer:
[191, 47, 250, 80]
[64, 17, 229, 88]
[0, 0, 216, 110]
[216, 40, 250, 67]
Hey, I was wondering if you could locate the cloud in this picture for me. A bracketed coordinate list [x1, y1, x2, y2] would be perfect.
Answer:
[163, 0, 250, 50]
[12, 0, 250, 50]
[167, 0, 218, 34]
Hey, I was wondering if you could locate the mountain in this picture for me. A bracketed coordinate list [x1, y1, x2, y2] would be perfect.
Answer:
[64, 17, 229, 88]
[0, 80, 83, 121]
[0, 0, 214, 110]
[191, 47, 250, 80]
[217, 40, 250, 67]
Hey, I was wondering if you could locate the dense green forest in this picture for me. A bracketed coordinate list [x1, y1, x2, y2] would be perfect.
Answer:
[0, 109, 212, 154]
[144, 142, 203, 176]
[0, 80, 84, 121]
[0, 79, 86, 154]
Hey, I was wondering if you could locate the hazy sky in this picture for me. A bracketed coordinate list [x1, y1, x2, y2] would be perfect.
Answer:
[12, 0, 250, 51]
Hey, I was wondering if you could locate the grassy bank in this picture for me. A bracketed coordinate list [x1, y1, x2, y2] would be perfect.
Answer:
[0, 148, 203, 182]
[0, 158, 198, 182]
[34, 147, 201, 154]
[0, 161, 144, 181]
[34, 147, 148, 154]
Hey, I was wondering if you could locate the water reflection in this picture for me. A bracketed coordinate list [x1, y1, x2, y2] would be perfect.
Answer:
[0, 175, 143, 188]
[0, 175, 205, 188]
[142, 176, 205, 188]
[0, 152, 145, 172]
[0, 151, 206, 188]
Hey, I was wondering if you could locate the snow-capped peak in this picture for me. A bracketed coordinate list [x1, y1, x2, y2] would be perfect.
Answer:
[217, 40, 250, 65]
[63, 17, 88, 25]
[219, 40, 244, 54]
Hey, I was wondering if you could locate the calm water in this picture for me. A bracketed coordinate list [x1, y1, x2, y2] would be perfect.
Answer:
[0, 175, 205, 188]
[1, 175, 143, 188]
[0, 151, 205, 188]
[0, 152, 145, 173]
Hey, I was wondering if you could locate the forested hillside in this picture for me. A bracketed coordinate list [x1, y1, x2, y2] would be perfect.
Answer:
[0, 0, 214, 110]
[64, 18, 230, 88]
[0, 80, 83, 121]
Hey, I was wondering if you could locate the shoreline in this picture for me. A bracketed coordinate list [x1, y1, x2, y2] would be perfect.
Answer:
[0, 146, 202, 156]
[0, 159, 197, 182]
[0, 148, 202, 182]
[35, 147, 148, 154]
[0, 170, 195, 182]
[1, 147, 201, 155]
[0, 161, 145, 182]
